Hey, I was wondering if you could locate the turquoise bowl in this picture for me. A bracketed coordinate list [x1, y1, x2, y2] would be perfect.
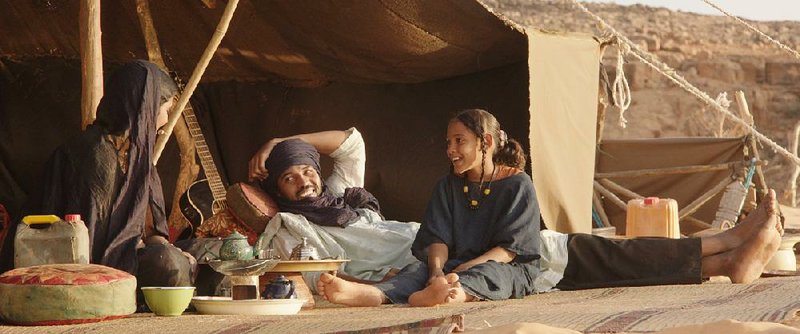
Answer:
[141, 287, 195, 316]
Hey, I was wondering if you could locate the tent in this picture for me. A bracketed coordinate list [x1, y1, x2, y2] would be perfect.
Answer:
[0, 0, 601, 257]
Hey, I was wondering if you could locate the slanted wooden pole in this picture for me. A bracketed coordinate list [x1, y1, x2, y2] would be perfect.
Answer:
[593, 180, 627, 210]
[153, 0, 240, 164]
[595, 160, 764, 179]
[678, 177, 731, 219]
[136, 0, 200, 239]
[598, 178, 642, 200]
[784, 121, 800, 206]
[592, 191, 611, 227]
[735, 91, 769, 199]
[79, 0, 103, 129]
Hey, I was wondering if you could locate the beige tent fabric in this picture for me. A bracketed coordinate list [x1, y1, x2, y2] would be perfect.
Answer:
[596, 137, 747, 234]
[528, 30, 600, 233]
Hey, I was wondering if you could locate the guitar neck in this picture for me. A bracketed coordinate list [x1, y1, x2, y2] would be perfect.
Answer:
[182, 105, 227, 202]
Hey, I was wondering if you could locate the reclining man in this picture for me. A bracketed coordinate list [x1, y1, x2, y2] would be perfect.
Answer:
[249, 128, 418, 285]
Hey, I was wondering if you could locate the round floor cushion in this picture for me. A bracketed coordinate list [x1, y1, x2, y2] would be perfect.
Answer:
[0, 263, 136, 325]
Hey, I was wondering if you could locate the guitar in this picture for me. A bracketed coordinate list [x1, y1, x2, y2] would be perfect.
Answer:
[171, 104, 228, 241]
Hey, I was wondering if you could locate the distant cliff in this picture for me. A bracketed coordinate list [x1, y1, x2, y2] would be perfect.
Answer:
[484, 0, 800, 204]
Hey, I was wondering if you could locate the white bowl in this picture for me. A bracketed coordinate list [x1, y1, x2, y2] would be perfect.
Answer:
[191, 296, 304, 315]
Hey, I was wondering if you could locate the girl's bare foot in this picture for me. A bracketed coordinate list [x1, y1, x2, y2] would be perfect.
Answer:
[317, 273, 386, 307]
[409, 276, 453, 307]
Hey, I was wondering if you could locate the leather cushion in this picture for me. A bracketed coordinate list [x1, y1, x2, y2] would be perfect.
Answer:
[0, 264, 136, 325]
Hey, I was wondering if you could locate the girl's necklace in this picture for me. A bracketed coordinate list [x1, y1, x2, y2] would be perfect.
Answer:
[463, 164, 497, 210]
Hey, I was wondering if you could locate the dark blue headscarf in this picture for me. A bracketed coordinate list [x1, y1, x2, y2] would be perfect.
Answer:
[41, 60, 172, 274]
[261, 139, 380, 227]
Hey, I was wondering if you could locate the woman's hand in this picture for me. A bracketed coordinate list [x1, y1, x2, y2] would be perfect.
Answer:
[248, 139, 279, 181]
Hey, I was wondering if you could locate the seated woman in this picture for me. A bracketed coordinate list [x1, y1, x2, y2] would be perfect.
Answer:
[317, 108, 782, 307]
[40, 61, 195, 295]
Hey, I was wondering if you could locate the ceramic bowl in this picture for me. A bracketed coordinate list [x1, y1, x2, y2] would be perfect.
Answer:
[141, 287, 195, 316]
[192, 296, 304, 315]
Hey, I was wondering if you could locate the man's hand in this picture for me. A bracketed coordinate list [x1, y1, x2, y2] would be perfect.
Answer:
[248, 139, 279, 181]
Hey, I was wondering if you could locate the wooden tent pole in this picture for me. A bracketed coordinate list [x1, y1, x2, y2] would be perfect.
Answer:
[678, 177, 731, 219]
[79, 0, 103, 130]
[595, 160, 763, 179]
[592, 191, 611, 227]
[735, 91, 769, 198]
[682, 216, 712, 230]
[598, 178, 642, 199]
[136, 0, 200, 233]
[152, 0, 240, 164]
[593, 181, 627, 210]
[784, 121, 800, 206]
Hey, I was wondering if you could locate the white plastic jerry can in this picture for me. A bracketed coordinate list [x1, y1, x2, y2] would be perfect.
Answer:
[625, 197, 680, 239]
[14, 214, 90, 268]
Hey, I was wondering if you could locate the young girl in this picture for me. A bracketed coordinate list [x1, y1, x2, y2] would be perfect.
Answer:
[318, 109, 782, 307]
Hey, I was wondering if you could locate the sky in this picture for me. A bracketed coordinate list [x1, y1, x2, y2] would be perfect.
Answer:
[585, 0, 799, 22]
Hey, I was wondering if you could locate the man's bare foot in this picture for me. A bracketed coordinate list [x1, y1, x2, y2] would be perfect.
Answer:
[707, 190, 778, 255]
[725, 209, 781, 283]
[317, 273, 386, 307]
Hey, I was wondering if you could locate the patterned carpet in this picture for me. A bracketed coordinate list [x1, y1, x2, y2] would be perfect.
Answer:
[1, 276, 800, 333]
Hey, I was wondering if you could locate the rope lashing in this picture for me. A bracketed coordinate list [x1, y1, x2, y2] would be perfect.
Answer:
[567, 0, 800, 168]
[612, 41, 632, 128]
[702, 0, 800, 61]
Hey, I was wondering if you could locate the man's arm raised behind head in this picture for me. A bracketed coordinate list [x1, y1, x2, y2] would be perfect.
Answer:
[248, 129, 349, 181]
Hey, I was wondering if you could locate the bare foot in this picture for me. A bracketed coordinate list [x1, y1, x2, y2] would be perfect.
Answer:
[445, 280, 470, 304]
[409, 274, 473, 307]
[317, 273, 386, 307]
[409, 276, 454, 307]
[725, 210, 781, 283]
[708, 190, 778, 255]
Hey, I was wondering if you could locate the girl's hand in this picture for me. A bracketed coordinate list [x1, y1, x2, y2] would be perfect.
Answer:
[248, 139, 279, 181]
[427, 268, 445, 285]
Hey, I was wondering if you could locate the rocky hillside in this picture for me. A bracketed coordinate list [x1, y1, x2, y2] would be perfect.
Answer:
[484, 0, 800, 204]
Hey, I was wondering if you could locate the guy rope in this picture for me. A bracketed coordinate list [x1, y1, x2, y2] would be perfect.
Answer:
[702, 0, 800, 61]
[567, 0, 800, 168]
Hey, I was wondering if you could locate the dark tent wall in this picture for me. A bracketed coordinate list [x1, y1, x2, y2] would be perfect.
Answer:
[199, 62, 530, 222]
[0, 0, 532, 225]
[0, 57, 529, 225]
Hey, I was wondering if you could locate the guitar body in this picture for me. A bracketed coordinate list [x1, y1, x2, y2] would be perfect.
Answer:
[174, 178, 228, 241]
[179, 179, 214, 232]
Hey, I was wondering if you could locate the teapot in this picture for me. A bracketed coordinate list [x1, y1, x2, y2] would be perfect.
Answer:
[262, 275, 295, 299]
[205, 231, 269, 261]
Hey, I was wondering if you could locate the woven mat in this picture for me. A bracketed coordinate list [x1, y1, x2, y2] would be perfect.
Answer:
[0, 303, 465, 334]
[2, 277, 800, 333]
[461, 276, 800, 332]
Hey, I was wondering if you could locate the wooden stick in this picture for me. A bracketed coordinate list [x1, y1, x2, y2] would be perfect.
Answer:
[594, 180, 627, 210]
[136, 0, 201, 236]
[153, 0, 240, 164]
[678, 177, 732, 219]
[595, 160, 764, 179]
[79, 0, 103, 130]
[592, 190, 612, 227]
[735, 91, 769, 198]
[598, 178, 643, 199]
[682, 216, 712, 230]
[784, 121, 800, 206]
